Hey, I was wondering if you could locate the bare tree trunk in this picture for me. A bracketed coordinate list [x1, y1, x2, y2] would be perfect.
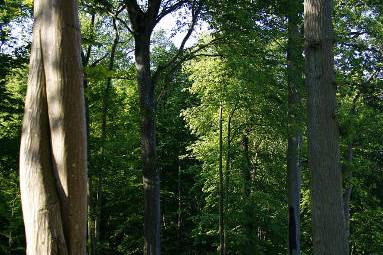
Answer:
[124, 1, 199, 253]
[304, 0, 348, 253]
[20, 0, 87, 254]
[135, 33, 160, 255]
[125, 1, 161, 252]
[286, 1, 303, 254]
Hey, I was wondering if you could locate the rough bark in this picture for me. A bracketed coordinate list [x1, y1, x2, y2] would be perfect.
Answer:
[286, 1, 303, 254]
[125, 2, 162, 253]
[304, 0, 348, 254]
[19, 0, 87, 254]
[134, 33, 161, 255]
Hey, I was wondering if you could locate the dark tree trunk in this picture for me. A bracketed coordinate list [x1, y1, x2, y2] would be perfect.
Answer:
[304, 0, 348, 253]
[286, 1, 303, 254]
[135, 34, 160, 255]
[125, 2, 161, 254]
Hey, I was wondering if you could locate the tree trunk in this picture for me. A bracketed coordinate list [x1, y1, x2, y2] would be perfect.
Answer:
[343, 95, 358, 251]
[304, 0, 348, 254]
[343, 142, 352, 247]
[19, 0, 87, 254]
[218, 106, 225, 255]
[177, 161, 182, 252]
[223, 111, 232, 254]
[135, 34, 160, 255]
[241, 134, 254, 255]
[286, 1, 303, 254]
[81, 13, 95, 255]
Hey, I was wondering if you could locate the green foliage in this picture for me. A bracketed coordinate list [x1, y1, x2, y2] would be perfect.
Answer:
[0, 0, 382, 254]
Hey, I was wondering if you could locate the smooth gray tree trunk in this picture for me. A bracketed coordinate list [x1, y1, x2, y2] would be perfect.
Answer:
[304, 0, 348, 254]
[19, 0, 87, 254]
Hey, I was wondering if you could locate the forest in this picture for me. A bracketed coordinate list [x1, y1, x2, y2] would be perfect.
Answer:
[0, 0, 382, 254]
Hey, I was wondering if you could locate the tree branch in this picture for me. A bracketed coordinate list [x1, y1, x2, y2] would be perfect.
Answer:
[153, 0, 202, 81]
[155, 0, 189, 24]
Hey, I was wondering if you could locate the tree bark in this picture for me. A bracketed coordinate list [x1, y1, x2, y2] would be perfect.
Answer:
[19, 0, 87, 254]
[135, 33, 161, 255]
[304, 0, 348, 254]
[125, 2, 162, 253]
[286, 1, 303, 254]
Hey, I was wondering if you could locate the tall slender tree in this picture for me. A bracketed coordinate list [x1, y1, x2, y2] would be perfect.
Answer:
[125, 2, 162, 253]
[19, 0, 87, 254]
[122, 1, 200, 254]
[218, 105, 225, 255]
[286, 0, 303, 254]
[304, 0, 348, 253]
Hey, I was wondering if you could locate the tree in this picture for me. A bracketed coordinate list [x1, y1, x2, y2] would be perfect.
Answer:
[121, 1, 201, 253]
[286, 0, 303, 254]
[304, 0, 348, 253]
[19, 0, 87, 254]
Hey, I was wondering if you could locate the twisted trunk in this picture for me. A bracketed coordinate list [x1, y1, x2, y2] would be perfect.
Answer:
[20, 0, 87, 254]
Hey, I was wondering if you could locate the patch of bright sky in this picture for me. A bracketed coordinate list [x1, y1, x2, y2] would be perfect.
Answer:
[154, 6, 209, 48]
[0, 16, 32, 54]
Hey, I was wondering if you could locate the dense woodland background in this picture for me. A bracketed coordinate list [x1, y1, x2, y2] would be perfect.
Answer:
[0, 0, 382, 254]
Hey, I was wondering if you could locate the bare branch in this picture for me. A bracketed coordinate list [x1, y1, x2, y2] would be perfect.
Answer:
[155, 0, 189, 24]
[89, 53, 109, 67]
[153, 0, 202, 80]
